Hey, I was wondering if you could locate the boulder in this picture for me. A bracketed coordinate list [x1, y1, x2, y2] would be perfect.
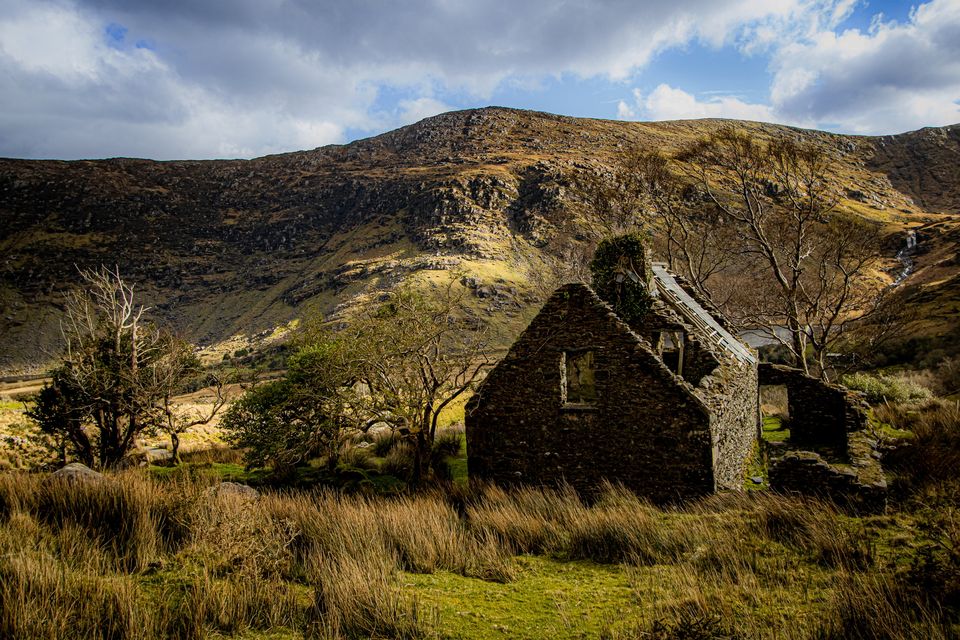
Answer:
[368, 422, 394, 438]
[51, 462, 105, 483]
[212, 481, 259, 500]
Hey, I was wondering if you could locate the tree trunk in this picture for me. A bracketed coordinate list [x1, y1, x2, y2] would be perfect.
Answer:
[171, 432, 181, 465]
[411, 428, 428, 488]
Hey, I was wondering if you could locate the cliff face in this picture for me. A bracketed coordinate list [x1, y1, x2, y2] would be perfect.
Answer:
[1, 107, 958, 372]
[868, 124, 960, 214]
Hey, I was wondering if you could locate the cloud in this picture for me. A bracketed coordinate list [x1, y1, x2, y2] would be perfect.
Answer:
[618, 0, 960, 135]
[624, 84, 780, 123]
[768, 0, 960, 133]
[0, 0, 811, 159]
[1, 0, 957, 158]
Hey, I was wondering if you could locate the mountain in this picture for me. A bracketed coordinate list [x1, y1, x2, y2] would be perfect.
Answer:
[1, 108, 959, 373]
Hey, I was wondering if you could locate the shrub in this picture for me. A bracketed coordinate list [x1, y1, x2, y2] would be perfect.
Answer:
[220, 379, 341, 471]
[883, 399, 960, 497]
[817, 572, 947, 640]
[381, 442, 416, 480]
[432, 428, 463, 458]
[589, 233, 653, 327]
[841, 372, 932, 404]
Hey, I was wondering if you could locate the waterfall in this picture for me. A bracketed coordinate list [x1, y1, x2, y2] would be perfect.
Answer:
[891, 230, 917, 287]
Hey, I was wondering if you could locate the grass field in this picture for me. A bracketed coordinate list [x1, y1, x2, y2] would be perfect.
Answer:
[0, 394, 958, 639]
[0, 459, 957, 640]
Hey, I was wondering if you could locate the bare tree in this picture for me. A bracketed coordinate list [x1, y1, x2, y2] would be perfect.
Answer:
[562, 149, 737, 307]
[630, 150, 739, 306]
[150, 337, 227, 464]
[28, 267, 206, 468]
[678, 127, 886, 379]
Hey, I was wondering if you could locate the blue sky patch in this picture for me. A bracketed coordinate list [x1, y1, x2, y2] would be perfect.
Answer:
[104, 23, 127, 48]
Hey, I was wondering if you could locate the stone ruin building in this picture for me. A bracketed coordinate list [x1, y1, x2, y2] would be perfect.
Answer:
[466, 243, 888, 511]
[759, 364, 887, 513]
[466, 250, 760, 504]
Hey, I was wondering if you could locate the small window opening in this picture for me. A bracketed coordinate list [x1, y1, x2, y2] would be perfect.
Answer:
[658, 331, 685, 377]
[561, 350, 597, 404]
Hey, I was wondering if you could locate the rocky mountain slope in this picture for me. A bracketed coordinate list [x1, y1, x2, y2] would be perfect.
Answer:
[1, 108, 958, 373]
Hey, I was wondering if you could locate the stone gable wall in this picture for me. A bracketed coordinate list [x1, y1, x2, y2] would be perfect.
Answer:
[467, 283, 716, 503]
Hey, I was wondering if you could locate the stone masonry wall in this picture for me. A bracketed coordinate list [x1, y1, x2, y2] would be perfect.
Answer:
[467, 283, 716, 503]
[704, 360, 760, 490]
[770, 451, 887, 515]
[758, 364, 867, 450]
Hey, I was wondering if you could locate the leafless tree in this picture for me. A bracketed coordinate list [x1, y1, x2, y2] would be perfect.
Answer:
[629, 150, 739, 306]
[563, 149, 738, 305]
[28, 267, 209, 468]
[678, 127, 887, 379]
[150, 336, 227, 463]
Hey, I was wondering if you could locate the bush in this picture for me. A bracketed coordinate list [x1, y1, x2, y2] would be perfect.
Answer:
[220, 379, 340, 471]
[371, 429, 401, 457]
[589, 233, 653, 328]
[380, 442, 416, 480]
[841, 372, 932, 404]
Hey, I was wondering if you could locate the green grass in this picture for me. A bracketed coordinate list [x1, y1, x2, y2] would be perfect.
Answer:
[147, 462, 273, 485]
[867, 410, 913, 442]
[448, 436, 468, 486]
[404, 556, 637, 639]
[762, 415, 790, 443]
[744, 441, 768, 490]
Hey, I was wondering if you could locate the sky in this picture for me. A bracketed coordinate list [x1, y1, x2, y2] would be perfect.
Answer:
[0, 0, 958, 160]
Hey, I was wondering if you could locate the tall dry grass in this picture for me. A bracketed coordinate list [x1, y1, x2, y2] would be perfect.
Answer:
[0, 468, 952, 639]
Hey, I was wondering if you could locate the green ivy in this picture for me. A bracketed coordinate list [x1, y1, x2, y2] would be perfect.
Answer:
[589, 233, 652, 328]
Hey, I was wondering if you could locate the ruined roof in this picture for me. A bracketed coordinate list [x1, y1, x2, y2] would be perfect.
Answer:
[650, 264, 756, 365]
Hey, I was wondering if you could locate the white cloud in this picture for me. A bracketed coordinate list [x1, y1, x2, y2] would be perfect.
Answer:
[619, 0, 960, 135]
[0, 0, 815, 159]
[768, 0, 960, 133]
[396, 98, 454, 126]
[2, 0, 957, 158]
[617, 99, 637, 119]
[623, 84, 782, 123]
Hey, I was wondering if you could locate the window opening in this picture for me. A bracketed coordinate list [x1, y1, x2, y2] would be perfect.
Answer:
[561, 350, 597, 404]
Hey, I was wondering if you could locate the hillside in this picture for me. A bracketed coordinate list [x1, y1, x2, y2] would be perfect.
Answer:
[1, 107, 959, 373]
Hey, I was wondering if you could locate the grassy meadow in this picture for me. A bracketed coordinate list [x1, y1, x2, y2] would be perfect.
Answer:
[0, 469, 954, 640]
[0, 380, 958, 638]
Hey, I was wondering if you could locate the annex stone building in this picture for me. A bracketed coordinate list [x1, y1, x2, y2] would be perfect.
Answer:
[466, 258, 760, 503]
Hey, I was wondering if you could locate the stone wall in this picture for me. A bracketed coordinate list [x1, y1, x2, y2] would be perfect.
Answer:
[769, 451, 887, 515]
[466, 283, 716, 503]
[704, 360, 760, 490]
[758, 364, 867, 449]
[631, 300, 720, 386]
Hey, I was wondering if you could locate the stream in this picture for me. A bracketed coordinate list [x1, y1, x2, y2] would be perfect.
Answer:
[891, 230, 917, 287]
